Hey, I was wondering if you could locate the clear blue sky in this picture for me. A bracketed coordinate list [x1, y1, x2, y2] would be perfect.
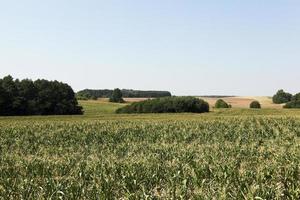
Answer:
[1, 0, 299, 96]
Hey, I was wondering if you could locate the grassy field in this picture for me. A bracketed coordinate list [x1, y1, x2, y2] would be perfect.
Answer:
[79, 100, 125, 115]
[1, 100, 300, 199]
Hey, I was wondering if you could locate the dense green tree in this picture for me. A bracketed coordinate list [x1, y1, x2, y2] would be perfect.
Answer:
[17, 79, 38, 114]
[215, 99, 231, 108]
[291, 93, 300, 101]
[109, 88, 125, 103]
[283, 93, 300, 108]
[0, 80, 10, 115]
[0, 75, 83, 116]
[250, 101, 261, 109]
[272, 89, 292, 104]
[76, 89, 172, 100]
[1, 75, 19, 114]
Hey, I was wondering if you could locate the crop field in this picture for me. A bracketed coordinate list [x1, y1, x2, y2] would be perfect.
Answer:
[1, 101, 300, 199]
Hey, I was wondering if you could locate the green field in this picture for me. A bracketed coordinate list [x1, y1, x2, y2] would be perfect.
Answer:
[79, 100, 126, 115]
[1, 101, 300, 199]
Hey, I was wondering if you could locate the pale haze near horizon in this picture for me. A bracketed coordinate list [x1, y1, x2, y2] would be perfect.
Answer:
[0, 0, 299, 96]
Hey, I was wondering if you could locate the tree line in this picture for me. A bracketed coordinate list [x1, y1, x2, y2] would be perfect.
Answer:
[0, 75, 83, 116]
[76, 89, 172, 100]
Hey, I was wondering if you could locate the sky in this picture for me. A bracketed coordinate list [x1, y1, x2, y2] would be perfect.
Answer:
[0, 0, 299, 96]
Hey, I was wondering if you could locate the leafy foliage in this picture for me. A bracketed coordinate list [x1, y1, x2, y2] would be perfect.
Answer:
[292, 92, 300, 101]
[76, 89, 172, 100]
[284, 100, 300, 108]
[0, 75, 83, 115]
[116, 96, 209, 113]
[272, 89, 292, 104]
[109, 88, 125, 103]
[250, 101, 261, 109]
[215, 99, 231, 108]
[283, 93, 300, 108]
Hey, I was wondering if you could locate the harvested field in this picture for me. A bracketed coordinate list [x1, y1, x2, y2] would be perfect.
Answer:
[200, 96, 283, 109]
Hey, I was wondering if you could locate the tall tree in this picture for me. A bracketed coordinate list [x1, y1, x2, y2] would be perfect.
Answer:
[272, 89, 292, 104]
[0, 75, 83, 116]
[1, 75, 19, 115]
[109, 88, 124, 103]
[0, 79, 10, 115]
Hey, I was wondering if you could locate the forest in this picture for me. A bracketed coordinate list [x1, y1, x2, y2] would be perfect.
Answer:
[76, 89, 171, 100]
[0, 75, 82, 116]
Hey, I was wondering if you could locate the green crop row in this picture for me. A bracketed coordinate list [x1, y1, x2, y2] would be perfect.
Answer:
[0, 115, 300, 199]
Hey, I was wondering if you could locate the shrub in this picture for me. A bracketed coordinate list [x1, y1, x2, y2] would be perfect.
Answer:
[272, 89, 292, 104]
[291, 93, 300, 101]
[116, 96, 209, 114]
[215, 99, 230, 108]
[109, 88, 125, 103]
[250, 101, 261, 109]
[284, 101, 300, 108]
[283, 93, 300, 108]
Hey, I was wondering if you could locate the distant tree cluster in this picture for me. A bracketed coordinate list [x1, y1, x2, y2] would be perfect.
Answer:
[214, 99, 231, 108]
[109, 88, 125, 103]
[116, 96, 209, 114]
[272, 90, 300, 108]
[283, 93, 300, 108]
[77, 89, 111, 100]
[200, 95, 235, 98]
[76, 89, 172, 100]
[0, 75, 83, 116]
[272, 89, 292, 104]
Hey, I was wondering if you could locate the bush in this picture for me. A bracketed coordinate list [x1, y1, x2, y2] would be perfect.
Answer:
[250, 101, 261, 109]
[272, 89, 292, 104]
[284, 100, 300, 108]
[215, 99, 231, 108]
[109, 88, 125, 103]
[116, 96, 209, 114]
[291, 93, 300, 101]
[283, 93, 300, 108]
